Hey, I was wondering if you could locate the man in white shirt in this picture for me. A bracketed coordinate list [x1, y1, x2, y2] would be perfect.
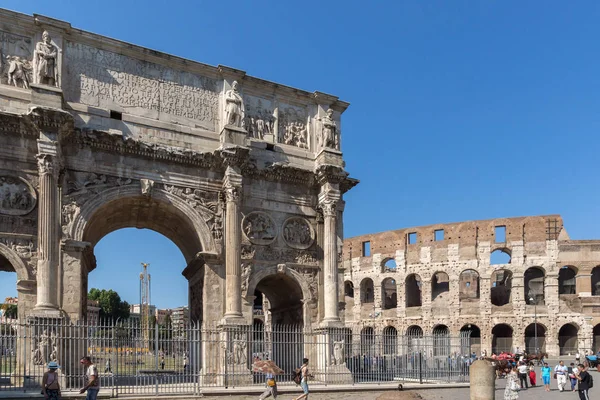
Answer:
[554, 360, 568, 392]
[79, 356, 100, 400]
[517, 362, 529, 389]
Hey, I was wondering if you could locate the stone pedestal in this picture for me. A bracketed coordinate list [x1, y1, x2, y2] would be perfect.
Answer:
[200, 324, 252, 387]
[30, 83, 63, 109]
[313, 328, 353, 384]
[220, 125, 248, 147]
[470, 359, 495, 400]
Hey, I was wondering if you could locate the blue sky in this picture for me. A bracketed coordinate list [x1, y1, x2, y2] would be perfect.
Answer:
[1, 1, 600, 309]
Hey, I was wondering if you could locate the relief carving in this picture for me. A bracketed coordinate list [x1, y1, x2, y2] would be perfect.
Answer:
[0, 236, 35, 260]
[224, 81, 245, 127]
[331, 340, 345, 366]
[0, 30, 33, 88]
[0, 176, 37, 216]
[6, 55, 31, 88]
[282, 217, 314, 250]
[278, 104, 308, 149]
[241, 262, 252, 296]
[242, 212, 277, 245]
[243, 96, 275, 139]
[140, 179, 154, 197]
[61, 201, 79, 239]
[32, 329, 59, 365]
[33, 31, 58, 87]
[318, 108, 339, 150]
[240, 244, 318, 265]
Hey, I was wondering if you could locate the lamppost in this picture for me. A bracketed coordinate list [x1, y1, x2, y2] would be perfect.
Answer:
[529, 295, 538, 354]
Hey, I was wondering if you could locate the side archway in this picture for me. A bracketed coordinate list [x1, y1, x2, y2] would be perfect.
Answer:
[491, 269, 512, 306]
[492, 324, 513, 354]
[405, 274, 422, 307]
[558, 323, 579, 355]
[558, 266, 577, 295]
[0, 243, 32, 281]
[524, 267, 545, 304]
[381, 278, 397, 310]
[524, 323, 547, 353]
[360, 278, 374, 304]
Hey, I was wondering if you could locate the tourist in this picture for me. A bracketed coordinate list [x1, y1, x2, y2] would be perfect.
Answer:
[570, 363, 579, 392]
[528, 363, 536, 386]
[42, 361, 61, 400]
[79, 356, 100, 400]
[504, 366, 520, 400]
[183, 355, 188, 372]
[554, 360, 569, 392]
[576, 351, 581, 364]
[517, 361, 529, 389]
[293, 358, 311, 400]
[160, 356, 165, 370]
[541, 362, 552, 392]
[258, 372, 277, 399]
[104, 358, 112, 374]
[575, 363, 592, 400]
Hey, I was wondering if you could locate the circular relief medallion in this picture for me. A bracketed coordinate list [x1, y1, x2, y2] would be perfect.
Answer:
[0, 175, 37, 216]
[282, 217, 314, 250]
[242, 211, 277, 245]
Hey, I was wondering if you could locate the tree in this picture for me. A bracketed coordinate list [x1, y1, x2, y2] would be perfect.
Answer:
[88, 288, 130, 321]
[1, 303, 17, 319]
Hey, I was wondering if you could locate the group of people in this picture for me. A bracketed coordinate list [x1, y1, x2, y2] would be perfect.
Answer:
[258, 357, 312, 400]
[41, 356, 100, 400]
[505, 359, 592, 400]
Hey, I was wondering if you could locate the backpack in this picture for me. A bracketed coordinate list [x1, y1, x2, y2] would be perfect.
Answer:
[293, 368, 302, 385]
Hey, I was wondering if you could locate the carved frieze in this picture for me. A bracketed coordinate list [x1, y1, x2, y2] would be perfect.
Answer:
[242, 212, 277, 245]
[278, 104, 308, 149]
[282, 217, 314, 250]
[63, 41, 219, 128]
[0, 30, 33, 88]
[0, 236, 35, 261]
[0, 176, 37, 216]
[65, 171, 133, 201]
[243, 95, 275, 140]
[241, 243, 319, 265]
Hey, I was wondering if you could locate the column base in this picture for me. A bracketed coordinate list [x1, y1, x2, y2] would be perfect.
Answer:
[319, 317, 343, 328]
[221, 313, 246, 326]
[32, 304, 62, 318]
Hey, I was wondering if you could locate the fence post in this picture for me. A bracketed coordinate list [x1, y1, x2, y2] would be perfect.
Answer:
[419, 351, 423, 384]
[155, 321, 159, 396]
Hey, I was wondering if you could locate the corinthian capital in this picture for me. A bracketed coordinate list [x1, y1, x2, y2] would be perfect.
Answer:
[224, 186, 240, 203]
[319, 201, 338, 218]
[223, 166, 242, 204]
[36, 154, 59, 177]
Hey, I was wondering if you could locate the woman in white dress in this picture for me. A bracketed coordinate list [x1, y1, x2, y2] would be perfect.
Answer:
[504, 365, 520, 400]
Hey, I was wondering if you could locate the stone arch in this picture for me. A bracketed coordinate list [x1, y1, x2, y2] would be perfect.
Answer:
[406, 325, 423, 336]
[0, 243, 32, 281]
[492, 324, 514, 354]
[592, 266, 600, 296]
[431, 271, 449, 301]
[381, 277, 397, 310]
[558, 266, 577, 295]
[524, 267, 545, 304]
[593, 324, 600, 353]
[432, 324, 450, 356]
[344, 281, 354, 298]
[382, 258, 397, 272]
[491, 269, 512, 306]
[460, 324, 481, 355]
[490, 248, 511, 265]
[71, 185, 217, 260]
[558, 323, 579, 355]
[383, 326, 398, 354]
[524, 323, 547, 353]
[360, 278, 374, 304]
[360, 326, 375, 355]
[246, 265, 313, 307]
[405, 274, 422, 307]
[459, 269, 480, 300]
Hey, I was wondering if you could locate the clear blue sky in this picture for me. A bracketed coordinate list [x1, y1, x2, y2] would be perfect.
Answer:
[1, 1, 600, 309]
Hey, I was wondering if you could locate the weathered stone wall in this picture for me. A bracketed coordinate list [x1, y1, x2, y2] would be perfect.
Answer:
[342, 215, 600, 356]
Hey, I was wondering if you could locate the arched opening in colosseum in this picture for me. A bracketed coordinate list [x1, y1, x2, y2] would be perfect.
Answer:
[558, 323, 579, 355]
[460, 324, 481, 355]
[524, 323, 546, 353]
[492, 324, 513, 354]
[592, 267, 600, 295]
[344, 281, 354, 298]
[593, 324, 600, 353]
[406, 325, 423, 352]
[491, 269, 512, 306]
[524, 267, 545, 305]
[383, 326, 398, 354]
[459, 269, 480, 300]
[558, 266, 577, 295]
[433, 325, 450, 356]
[431, 272, 450, 302]
[406, 325, 423, 336]
[490, 248, 511, 265]
[361, 326, 375, 355]
[405, 274, 422, 308]
[382, 278, 397, 310]
[382, 258, 397, 272]
[360, 278, 374, 304]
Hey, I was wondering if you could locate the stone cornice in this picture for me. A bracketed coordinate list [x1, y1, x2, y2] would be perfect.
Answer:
[28, 106, 74, 137]
[315, 164, 359, 194]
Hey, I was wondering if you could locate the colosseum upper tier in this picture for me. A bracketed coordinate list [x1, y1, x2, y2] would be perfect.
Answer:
[341, 215, 600, 356]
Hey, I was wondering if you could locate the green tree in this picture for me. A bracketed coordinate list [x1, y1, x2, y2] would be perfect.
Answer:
[88, 288, 130, 321]
[1, 304, 17, 319]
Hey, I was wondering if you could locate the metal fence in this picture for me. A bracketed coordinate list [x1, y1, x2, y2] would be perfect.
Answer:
[0, 318, 473, 396]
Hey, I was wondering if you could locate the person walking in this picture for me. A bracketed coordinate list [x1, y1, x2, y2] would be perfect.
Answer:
[104, 358, 112, 374]
[528, 363, 536, 386]
[517, 362, 529, 389]
[42, 361, 61, 400]
[160, 356, 165, 370]
[258, 372, 278, 400]
[293, 358, 311, 400]
[79, 356, 100, 400]
[555, 360, 569, 392]
[575, 363, 591, 400]
[504, 366, 520, 400]
[541, 362, 552, 392]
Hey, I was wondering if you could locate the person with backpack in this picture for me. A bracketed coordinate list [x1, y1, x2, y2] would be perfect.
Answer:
[42, 361, 61, 399]
[576, 363, 592, 400]
[293, 358, 311, 400]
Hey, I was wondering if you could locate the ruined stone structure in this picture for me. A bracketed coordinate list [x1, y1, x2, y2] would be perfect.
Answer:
[342, 215, 600, 357]
[0, 10, 356, 383]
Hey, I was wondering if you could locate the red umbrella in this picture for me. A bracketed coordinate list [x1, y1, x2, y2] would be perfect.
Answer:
[252, 360, 285, 375]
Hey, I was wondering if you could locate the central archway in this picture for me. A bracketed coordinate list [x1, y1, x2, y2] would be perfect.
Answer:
[255, 273, 304, 326]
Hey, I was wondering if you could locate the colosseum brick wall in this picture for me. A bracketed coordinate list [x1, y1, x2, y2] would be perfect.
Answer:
[341, 215, 600, 357]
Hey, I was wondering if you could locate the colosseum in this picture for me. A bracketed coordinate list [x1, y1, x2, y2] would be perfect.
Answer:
[341, 214, 600, 357]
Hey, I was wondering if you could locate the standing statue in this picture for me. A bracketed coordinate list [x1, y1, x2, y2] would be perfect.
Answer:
[224, 81, 244, 127]
[332, 340, 345, 365]
[33, 31, 58, 86]
[319, 108, 339, 150]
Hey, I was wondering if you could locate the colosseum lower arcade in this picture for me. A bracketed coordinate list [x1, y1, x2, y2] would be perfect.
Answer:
[341, 215, 600, 357]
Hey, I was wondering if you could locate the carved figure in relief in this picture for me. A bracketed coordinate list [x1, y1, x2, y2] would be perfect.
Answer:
[0, 176, 36, 216]
[242, 212, 276, 244]
[332, 340, 345, 365]
[224, 81, 244, 127]
[6, 55, 31, 88]
[140, 179, 154, 196]
[319, 108, 339, 150]
[283, 218, 313, 249]
[33, 31, 58, 86]
[233, 334, 247, 365]
[241, 263, 252, 294]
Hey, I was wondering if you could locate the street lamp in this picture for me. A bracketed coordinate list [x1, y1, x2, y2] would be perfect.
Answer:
[529, 296, 538, 354]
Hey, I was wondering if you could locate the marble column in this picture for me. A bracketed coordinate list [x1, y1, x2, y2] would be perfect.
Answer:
[223, 168, 243, 322]
[320, 200, 341, 326]
[35, 152, 61, 312]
